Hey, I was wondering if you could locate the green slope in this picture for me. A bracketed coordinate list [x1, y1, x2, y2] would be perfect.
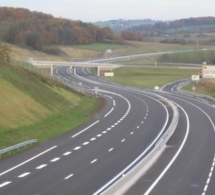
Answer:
[0, 62, 99, 149]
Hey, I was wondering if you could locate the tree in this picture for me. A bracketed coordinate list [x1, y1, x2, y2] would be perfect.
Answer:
[121, 30, 143, 41]
[0, 44, 11, 63]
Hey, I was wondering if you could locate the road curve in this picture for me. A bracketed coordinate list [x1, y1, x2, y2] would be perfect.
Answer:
[127, 80, 215, 195]
[0, 66, 171, 195]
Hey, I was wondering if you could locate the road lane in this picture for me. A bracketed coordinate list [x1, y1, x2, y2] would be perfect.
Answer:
[0, 67, 170, 194]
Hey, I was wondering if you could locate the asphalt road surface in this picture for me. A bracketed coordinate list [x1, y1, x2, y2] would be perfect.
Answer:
[0, 66, 215, 195]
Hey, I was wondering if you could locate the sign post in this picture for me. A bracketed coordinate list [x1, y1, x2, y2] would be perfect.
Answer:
[94, 86, 99, 98]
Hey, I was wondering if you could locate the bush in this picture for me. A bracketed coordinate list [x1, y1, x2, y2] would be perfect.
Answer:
[42, 46, 61, 55]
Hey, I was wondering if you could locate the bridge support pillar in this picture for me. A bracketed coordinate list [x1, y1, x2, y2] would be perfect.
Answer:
[72, 66, 76, 75]
[51, 65, 53, 76]
[96, 66, 100, 76]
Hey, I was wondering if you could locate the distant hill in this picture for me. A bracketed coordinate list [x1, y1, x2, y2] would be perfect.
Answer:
[96, 17, 215, 38]
[128, 17, 215, 35]
[95, 19, 157, 33]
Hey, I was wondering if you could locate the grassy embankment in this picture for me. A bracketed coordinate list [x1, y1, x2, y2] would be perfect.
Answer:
[2, 41, 214, 155]
[0, 62, 100, 151]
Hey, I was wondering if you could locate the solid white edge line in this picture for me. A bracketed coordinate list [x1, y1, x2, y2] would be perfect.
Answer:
[104, 107, 114, 118]
[72, 120, 100, 138]
[162, 93, 215, 195]
[144, 103, 189, 195]
[0, 146, 57, 176]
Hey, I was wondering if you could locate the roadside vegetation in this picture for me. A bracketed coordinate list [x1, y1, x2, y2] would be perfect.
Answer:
[111, 67, 200, 89]
[1, 8, 215, 156]
[1, 37, 215, 153]
[182, 79, 215, 98]
[0, 58, 100, 150]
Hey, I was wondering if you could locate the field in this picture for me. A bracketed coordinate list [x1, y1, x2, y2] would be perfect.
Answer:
[112, 67, 200, 89]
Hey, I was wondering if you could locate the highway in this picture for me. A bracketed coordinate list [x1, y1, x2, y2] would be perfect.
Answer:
[127, 80, 215, 195]
[0, 64, 215, 195]
[0, 66, 171, 195]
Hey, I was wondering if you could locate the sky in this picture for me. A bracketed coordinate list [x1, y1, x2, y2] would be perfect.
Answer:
[1, 0, 215, 22]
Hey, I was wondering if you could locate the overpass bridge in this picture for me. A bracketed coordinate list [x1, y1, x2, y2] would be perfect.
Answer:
[28, 49, 210, 76]
[28, 60, 122, 76]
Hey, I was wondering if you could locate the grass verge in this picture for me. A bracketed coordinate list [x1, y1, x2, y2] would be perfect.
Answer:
[0, 96, 100, 149]
[0, 62, 102, 151]
[112, 67, 200, 89]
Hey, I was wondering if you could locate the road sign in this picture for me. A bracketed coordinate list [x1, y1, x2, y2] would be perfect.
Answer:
[202, 66, 215, 78]
[191, 75, 200, 81]
[104, 72, 114, 77]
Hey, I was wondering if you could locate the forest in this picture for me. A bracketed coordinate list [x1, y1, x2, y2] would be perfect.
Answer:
[1, 7, 215, 51]
[0, 7, 123, 51]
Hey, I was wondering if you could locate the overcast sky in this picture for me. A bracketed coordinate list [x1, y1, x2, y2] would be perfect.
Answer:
[2, 0, 215, 22]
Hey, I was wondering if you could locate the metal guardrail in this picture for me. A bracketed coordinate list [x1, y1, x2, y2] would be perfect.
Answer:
[0, 139, 38, 158]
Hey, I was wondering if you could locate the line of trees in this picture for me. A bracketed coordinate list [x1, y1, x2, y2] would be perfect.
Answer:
[120, 30, 143, 41]
[0, 7, 124, 51]
[129, 17, 215, 35]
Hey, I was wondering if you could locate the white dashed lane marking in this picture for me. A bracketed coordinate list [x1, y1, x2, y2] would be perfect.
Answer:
[74, 146, 81, 151]
[0, 181, 12, 188]
[202, 154, 215, 195]
[36, 164, 47, 170]
[91, 159, 97, 164]
[63, 151, 72, 156]
[0, 95, 150, 189]
[82, 142, 89, 146]
[64, 174, 74, 180]
[18, 172, 31, 178]
[50, 157, 60, 162]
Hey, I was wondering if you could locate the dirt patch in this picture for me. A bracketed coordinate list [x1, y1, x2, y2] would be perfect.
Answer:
[200, 78, 215, 92]
[91, 97, 106, 117]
